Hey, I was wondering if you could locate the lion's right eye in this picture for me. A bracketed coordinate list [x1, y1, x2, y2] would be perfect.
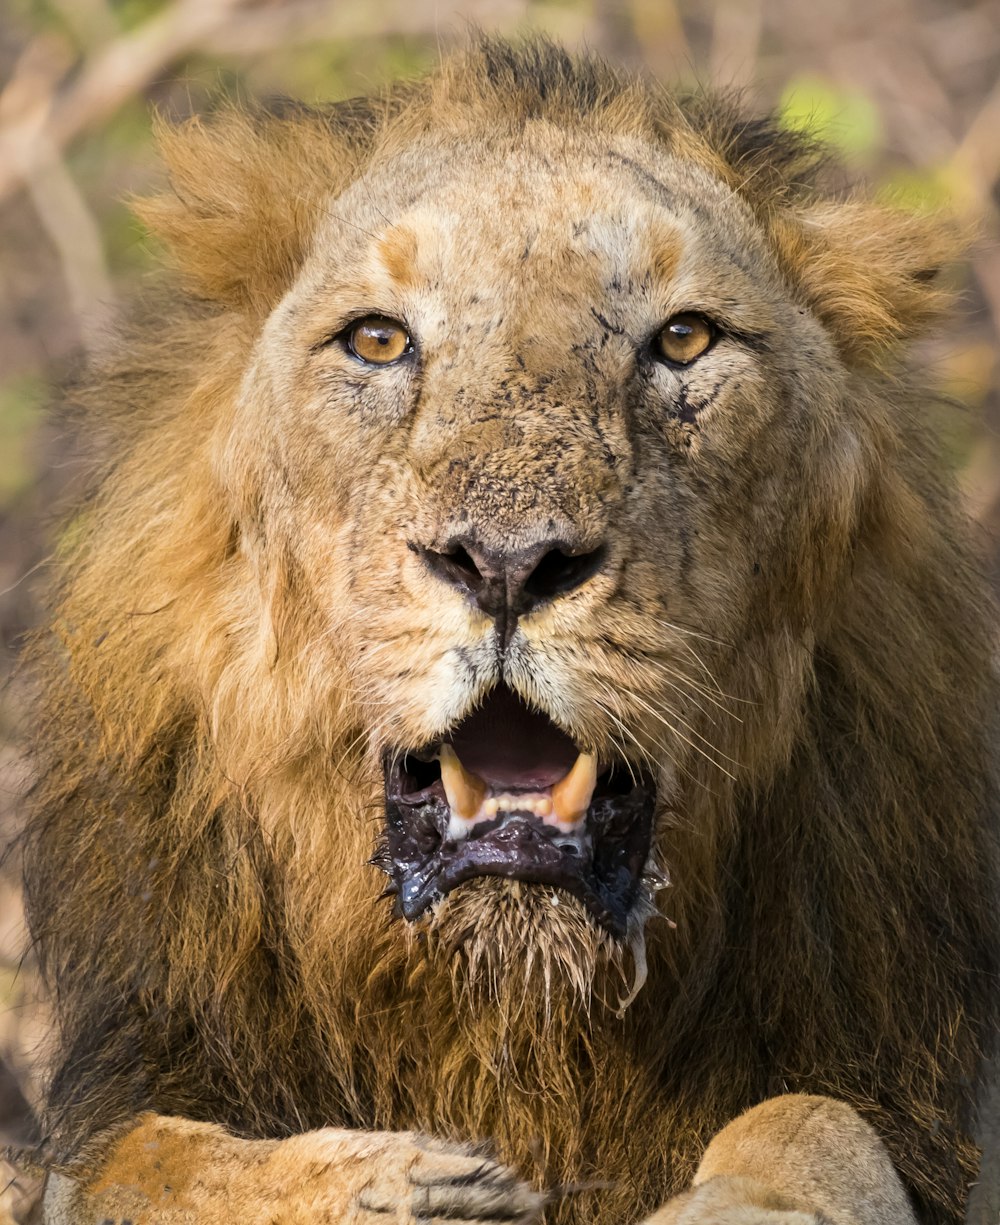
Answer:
[344, 317, 412, 365]
[655, 313, 715, 366]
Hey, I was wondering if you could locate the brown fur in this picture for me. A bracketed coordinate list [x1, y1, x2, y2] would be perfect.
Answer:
[22, 37, 999, 1225]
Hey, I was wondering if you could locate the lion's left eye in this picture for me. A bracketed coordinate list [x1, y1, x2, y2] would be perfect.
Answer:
[345, 317, 412, 365]
[655, 314, 715, 366]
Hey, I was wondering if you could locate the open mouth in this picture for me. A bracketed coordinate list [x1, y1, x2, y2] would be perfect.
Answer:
[380, 685, 656, 937]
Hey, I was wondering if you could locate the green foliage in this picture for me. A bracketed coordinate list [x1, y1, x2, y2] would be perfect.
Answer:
[878, 167, 955, 213]
[779, 74, 882, 157]
[109, 0, 167, 34]
[0, 377, 45, 505]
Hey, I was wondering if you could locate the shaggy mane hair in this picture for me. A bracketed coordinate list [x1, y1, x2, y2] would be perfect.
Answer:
[21, 38, 1000, 1225]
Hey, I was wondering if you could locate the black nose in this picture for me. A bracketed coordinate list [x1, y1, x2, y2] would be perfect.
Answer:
[417, 536, 607, 642]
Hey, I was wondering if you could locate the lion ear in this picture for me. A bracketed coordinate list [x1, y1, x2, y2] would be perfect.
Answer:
[135, 107, 360, 312]
[771, 201, 963, 366]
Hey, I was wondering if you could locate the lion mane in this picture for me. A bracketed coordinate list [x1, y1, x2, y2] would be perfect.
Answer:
[22, 39, 1000, 1225]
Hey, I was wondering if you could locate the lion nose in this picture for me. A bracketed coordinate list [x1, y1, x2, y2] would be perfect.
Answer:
[416, 536, 607, 640]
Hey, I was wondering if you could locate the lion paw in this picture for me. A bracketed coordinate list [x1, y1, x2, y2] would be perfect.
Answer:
[342, 1132, 543, 1224]
[643, 1177, 827, 1225]
[46, 1117, 543, 1225]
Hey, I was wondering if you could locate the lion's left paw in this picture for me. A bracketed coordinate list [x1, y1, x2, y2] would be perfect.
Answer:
[643, 1176, 827, 1225]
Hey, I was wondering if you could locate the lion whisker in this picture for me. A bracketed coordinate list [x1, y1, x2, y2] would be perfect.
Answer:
[643, 665, 743, 725]
[620, 685, 742, 773]
[643, 654, 751, 711]
[653, 617, 734, 651]
[590, 694, 651, 784]
[591, 680, 702, 780]
[592, 634, 745, 718]
[629, 700, 738, 783]
[593, 677, 739, 787]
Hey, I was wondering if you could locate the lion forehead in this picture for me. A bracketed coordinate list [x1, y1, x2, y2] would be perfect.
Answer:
[301, 139, 773, 331]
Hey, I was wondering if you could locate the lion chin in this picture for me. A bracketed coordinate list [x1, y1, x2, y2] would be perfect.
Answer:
[415, 877, 662, 1022]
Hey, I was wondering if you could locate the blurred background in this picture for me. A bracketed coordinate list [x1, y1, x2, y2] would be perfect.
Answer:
[0, 0, 999, 1219]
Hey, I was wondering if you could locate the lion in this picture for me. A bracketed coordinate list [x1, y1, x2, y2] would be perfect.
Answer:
[20, 36, 999, 1225]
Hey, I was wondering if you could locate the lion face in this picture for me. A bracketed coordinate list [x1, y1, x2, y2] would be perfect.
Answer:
[221, 124, 862, 944]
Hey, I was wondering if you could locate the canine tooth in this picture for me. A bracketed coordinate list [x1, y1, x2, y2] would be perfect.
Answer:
[551, 753, 598, 824]
[439, 744, 486, 820]
[447, 814, 476, 843]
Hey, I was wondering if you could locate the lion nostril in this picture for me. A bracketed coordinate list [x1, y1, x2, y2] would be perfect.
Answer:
[441, 545, 483, 586]
[522, 545, 607, 603]
[418, 543, 488, 602]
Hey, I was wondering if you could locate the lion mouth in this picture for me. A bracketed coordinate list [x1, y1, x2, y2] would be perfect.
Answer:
[379, 685, 656, 937]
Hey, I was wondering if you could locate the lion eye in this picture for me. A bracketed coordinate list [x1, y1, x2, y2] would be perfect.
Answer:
[346, 317, 412, 365]
[655, 314, 714, 366]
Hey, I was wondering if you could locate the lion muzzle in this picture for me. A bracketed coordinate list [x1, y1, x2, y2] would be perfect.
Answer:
[379, 683, 658, 936]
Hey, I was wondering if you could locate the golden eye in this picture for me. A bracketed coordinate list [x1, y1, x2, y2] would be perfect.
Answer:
[346, 317, 411, 365]
[656, 313, 714, 366]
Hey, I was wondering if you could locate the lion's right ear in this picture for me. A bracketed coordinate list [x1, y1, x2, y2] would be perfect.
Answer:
[135, 107, 363, 313]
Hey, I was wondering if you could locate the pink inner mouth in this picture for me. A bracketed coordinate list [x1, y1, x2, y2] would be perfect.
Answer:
[447, 684, 578, 791]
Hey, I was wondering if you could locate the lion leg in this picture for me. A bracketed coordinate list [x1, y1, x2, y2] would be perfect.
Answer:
[645, 1094, 916, 1225]
[42, 1112, 542, 1225]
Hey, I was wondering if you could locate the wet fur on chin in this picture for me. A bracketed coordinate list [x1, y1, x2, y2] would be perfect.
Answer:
[418, 878, 659, 1022]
